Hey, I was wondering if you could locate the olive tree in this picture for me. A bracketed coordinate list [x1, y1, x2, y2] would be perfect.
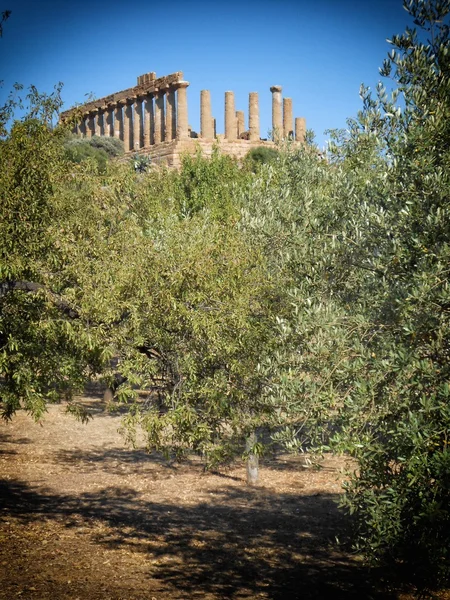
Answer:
[315, 0, 450, 588]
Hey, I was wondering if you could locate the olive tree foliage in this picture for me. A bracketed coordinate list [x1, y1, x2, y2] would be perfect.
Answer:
[0, 117, 92, 419]
[269, 0, 450, 587]
[235, 0, 450, 586]
[237, 124, 393, 459]
[0, 98, 280, 473]
[0, 86, 146, 420]
[99, 152, 284, 469]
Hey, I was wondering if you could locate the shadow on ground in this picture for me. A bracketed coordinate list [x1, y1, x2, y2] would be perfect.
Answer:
[0, 473, 398, 599]
[53, 446, 178, 476]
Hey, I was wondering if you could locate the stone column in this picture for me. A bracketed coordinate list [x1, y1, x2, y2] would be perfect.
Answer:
[133, 97, 143, 150]
[123, 100, 133, 152]
[78, 116, 87, 137]
[200, 90, 213, 139]
[212, 117, 216, 138]
[236, 110, 245, 138]
[114, 103, 123, 140]
[248, 92, 259, 141]
[165, 88, 176, 141]
[270, 85, 283, 142]
[144, 94, 154, 146]
[103, 106, 113, 137]
[154, 90, 165, 144]
[176, 81, 189, 140]
[283, 98, 293, 139]
[82, 115, 88, 137]
[295, 117, 306, 143]
[225, 91, 237, 140]
[86, 112, 95, 138]
[94, 109, 102, 136]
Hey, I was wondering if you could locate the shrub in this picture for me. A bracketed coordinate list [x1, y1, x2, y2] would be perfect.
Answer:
[63, 135, 109, 171]
[64, 139, 108, 171]
[88, 135, 124, 157]
[133, 153, 151, 173]
[245, 146, 279, 171]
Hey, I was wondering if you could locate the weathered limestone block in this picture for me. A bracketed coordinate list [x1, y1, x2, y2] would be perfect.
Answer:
[225, 91, 237, 140]
[200, 90, 213, 139]
[295, 117, 306, 143]
[176, 81, 189, 140]
[283, 97, 293, 139]
[189, 124, 198, 138]
[165, 88, 176, 141]
[270, 85, 283, 142]
[249, 92, 259, 141]
[133, 97, 143, 150]
[137, 72, 156, 86]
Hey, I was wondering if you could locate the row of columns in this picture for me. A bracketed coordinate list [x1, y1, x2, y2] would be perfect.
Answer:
[201, 89, 260, 141]
[73, 83, 306, 149]
[200, 88, 305, 143]
[73, 82, 190, 152]
[270, 85, 305, 141]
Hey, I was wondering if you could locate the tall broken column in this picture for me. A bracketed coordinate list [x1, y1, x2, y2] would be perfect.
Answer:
[270, 85, 283, 142]
[200, 90, 213, 139]
[236, 110, 245, 138]
[295, 117, 306, 143]
[283, 98, 293, 139]
[176, 81, 189, 139]
[249, 92, 259, 141]
[225, 91, 237, 140]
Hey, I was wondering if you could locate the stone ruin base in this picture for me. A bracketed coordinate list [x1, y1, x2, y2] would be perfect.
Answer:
[129, 137, 295, 168]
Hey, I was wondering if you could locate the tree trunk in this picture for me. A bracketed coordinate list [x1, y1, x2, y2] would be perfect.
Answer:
[246, 431, 259, 485]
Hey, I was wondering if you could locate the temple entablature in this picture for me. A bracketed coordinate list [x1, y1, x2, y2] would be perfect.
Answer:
[61, 71, 183, 117]
[60, 70, 307, 167]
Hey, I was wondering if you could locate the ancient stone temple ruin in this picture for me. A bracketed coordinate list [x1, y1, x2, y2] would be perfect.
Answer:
[60, 71, 307, 167]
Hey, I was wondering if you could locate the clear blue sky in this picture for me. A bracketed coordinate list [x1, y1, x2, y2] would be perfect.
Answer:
[1, 0, 412, 149]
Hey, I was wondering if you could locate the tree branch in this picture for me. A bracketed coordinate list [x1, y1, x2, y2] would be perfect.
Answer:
[0, 280, 80, 318]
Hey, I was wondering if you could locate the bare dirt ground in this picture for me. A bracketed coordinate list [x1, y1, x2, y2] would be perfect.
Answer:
[0, 391, 447, 600]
